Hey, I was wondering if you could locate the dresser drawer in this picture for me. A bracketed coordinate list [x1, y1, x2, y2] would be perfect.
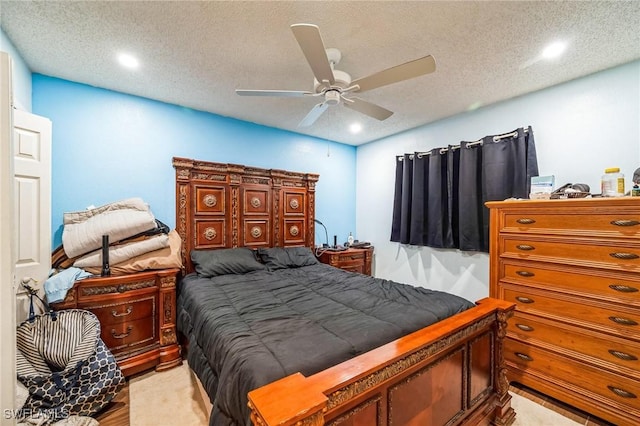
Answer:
[505, 339, 640, 411]
[335, 252, 365, 262]
[502, 285, 640, 337]
[317, 247, 373, 276]
[502, 237, 640, 271]
[339, 263, 365, 274]
[101, 317, 156, 353]
[501, 261, 640, 304]
[501, 211, 640, 237]
[508, 313, 640, 370]
[85, 295, 155, 326]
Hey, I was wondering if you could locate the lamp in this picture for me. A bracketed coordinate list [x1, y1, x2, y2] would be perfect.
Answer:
[314, 219, 329, 248]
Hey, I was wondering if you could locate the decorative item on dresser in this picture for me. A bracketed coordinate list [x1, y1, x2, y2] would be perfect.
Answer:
[316, 246, 374, 275]
[50, 268, 182, 377]
[487, 197, 640, 426]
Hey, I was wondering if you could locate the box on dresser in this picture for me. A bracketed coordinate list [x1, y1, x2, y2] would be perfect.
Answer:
[487, 197, 640, 426]
[50, 268, 182, 377]
[316, 246, 374, 275]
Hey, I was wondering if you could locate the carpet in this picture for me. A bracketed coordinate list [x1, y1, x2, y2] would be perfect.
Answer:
[128, 362, 581, 426]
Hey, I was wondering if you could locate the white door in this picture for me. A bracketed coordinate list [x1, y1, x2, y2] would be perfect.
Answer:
[13, 109, 52, 323]
[0, 51, 16, 426]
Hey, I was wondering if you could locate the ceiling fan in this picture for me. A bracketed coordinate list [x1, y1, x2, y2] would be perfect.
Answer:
[236, 23, 436, 127]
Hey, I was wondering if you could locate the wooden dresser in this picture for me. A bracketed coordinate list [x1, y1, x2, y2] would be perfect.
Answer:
[316, 246, 374, 275]
[51, 268, 182, 377]
[487, 198, 640, 426]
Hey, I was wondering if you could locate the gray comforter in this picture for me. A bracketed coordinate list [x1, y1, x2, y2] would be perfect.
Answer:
[177, 263, 474, 426]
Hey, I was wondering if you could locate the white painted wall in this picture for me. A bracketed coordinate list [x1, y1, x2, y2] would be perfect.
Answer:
[356, 60, 640, 303]
[0, 29, 32, 112]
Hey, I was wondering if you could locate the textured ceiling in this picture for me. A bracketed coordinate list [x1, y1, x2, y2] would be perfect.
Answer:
[1, 1, 639, 145]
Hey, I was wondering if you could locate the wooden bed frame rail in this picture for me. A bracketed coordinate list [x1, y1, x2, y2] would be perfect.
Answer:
[248, 298, 516, 426]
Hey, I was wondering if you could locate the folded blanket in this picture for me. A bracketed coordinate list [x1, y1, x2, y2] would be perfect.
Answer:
[62, 198, 157, 258]
[73, 234, 170, 268]
[52, 220, 170, 269]
[82, 230, 182, 275]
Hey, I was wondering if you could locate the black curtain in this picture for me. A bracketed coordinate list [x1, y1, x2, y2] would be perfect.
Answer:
[390, 126, 538, 252]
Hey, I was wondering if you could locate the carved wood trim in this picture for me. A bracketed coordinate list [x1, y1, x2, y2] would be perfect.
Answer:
[327, 395, 381, 426]
[160, 275, 176, 288]
[80, 279, 156, 296]
[326, 315, 494, 410]
[173, 157, 319, 274]
[495, 309, 513, 398]
[161, 328, 177, 346]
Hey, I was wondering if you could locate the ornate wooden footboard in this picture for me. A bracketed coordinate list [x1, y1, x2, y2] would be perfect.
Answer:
[248, 298, 515, 426]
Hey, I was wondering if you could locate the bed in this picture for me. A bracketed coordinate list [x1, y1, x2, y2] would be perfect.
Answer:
[172, 157, 516, 426]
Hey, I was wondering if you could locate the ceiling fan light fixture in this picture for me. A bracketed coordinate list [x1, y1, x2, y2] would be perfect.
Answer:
[314, 69, 352, 92]
[324, 90, 341, 106]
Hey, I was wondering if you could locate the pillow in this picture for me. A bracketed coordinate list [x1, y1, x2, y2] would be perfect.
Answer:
[191, 247, 266, 277]
[257, 246, 318, 270]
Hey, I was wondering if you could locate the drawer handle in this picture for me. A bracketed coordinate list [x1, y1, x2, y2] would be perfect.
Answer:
[609, 252, 639, 260]
[609, 316, 638, 326]
[608, 350, 638, 361]
[609, 284, 639, 293]
[111, 326, 133, 339]
[516, 323, 534, 332]
[515, 352, 533, 362]
[607, 386, 637, 399]
[516, 270, 535, 277]
[112, 306, 133, 317]
[117, 285, 127, 293]
[516, 244, 535, 251]
[610, 220, 640, 227]
[516, 218, 536, 225]
[515, 296, 535, 304]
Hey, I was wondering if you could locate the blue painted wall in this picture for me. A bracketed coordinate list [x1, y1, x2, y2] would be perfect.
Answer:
[32, 75, 356, 248]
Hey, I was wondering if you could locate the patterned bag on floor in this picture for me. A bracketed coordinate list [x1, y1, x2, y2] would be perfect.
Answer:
[16, 309, 125, 423]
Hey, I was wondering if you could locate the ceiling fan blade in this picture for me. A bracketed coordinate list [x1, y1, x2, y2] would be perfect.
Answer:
[290, 24, 335, 86]
[351, 55, 436, 93]
[236, 89, 312, 97]
[343, 97, 394, 121]
[298, 102, 329, 127]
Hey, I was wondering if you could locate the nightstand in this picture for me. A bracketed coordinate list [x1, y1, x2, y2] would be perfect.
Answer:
[316, 247, 374, 275]
[50, 268, 182, 377]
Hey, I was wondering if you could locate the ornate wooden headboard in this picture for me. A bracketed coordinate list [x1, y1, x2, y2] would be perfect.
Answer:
[173, 157, 319, 274]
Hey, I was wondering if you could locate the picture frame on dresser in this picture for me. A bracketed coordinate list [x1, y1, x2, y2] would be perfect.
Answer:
[487, 197, 640, 426]
[50, 268, 182, 377]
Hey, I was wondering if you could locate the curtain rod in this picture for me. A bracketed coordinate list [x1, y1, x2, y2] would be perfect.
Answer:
[397, 127, 529, 160]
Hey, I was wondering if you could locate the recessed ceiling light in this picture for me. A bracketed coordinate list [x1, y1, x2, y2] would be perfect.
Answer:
[349, 123, 362, 134]
[541, 41, 567, 60]
[118, 53, 139, 69]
